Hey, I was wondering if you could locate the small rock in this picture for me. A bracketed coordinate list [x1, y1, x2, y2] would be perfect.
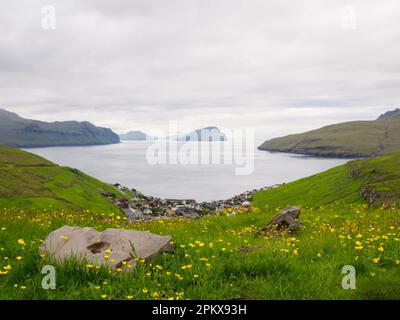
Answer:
[100, 190, 115, 198]
[241, 201, 251, 208]
[143, 208, 152, 215]
[261, 206, 302, 234]
[183, 212, 200, 219]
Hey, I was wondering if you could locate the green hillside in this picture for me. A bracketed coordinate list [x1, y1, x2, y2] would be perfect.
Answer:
[0, 149, 399, 299]
[258, 110, 400, 157]
[0, 145, 125, 212]
[253, 152, 400, 210]
[1, 151, 400, 299]
[0, 108, 120, 147]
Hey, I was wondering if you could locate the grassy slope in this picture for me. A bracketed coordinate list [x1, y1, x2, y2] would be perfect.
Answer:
[253, 152, 400, 210]
[0, 150, 399, 300]
[258, 114, 400, 157]
[253, 164, 363, 209]
[0, 145, 125, 212]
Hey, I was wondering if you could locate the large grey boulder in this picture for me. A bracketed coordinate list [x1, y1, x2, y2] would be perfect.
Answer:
[261, 206, 302, 234]
[40, 226, 174, 270]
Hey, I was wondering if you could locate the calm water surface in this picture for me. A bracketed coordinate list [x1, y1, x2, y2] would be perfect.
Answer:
[25, 141, 350, 201]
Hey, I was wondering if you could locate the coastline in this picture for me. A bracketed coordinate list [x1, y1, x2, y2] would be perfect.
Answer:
[18, 141, 121, 149]
[257, 147, 370, 159]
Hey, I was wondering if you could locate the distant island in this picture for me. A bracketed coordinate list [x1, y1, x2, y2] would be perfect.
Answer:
[175, 126, 226, 141]
[119, 126, 227, 142]
[119, 130, 155, 141]
[258, 108, 400, 158]
[0, 108, 120, 148]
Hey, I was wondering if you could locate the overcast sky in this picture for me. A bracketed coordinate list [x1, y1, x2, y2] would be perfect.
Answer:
[1, 0, 399, 140]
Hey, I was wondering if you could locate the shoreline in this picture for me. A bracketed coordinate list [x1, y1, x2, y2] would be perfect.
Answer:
[257, 147, 369, 159]
[19, 141, 121, 149]
[104, 183, 282, 222]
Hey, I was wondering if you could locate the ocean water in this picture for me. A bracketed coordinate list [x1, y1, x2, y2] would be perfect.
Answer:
[25, 141, 350, 201]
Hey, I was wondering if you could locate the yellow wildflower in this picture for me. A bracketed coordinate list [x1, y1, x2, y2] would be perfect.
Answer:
[181, 264, 193, 270]
[372, 258, 380, 264]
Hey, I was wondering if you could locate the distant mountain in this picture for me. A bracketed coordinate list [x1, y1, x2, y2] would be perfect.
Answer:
[175, 126, 226, 141]
[258, 108, 400, 158]
[0, 108, 120, 147]
[377, 108, 400, 120]
[119, 130, 155, 141]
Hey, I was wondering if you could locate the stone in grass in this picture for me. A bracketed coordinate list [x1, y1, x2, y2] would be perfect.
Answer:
[40, 225, 174, 270]
[261, 206, 302, 235]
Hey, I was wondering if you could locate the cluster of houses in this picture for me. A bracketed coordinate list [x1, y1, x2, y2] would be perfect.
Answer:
[100, 183, 281, 222]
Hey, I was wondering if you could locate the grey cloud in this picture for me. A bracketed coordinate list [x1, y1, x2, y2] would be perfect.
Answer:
[0, 0, 399, 138]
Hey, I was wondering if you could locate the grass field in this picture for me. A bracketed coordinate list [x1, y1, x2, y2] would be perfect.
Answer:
[0, 204, 399, 299]
[0, 149, 399, 300]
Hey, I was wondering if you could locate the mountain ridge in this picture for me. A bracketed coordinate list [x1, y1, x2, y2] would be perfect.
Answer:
[258, 108, 400, 158]
[377, 108, 400, 120]
[0, 108, 120, 147]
